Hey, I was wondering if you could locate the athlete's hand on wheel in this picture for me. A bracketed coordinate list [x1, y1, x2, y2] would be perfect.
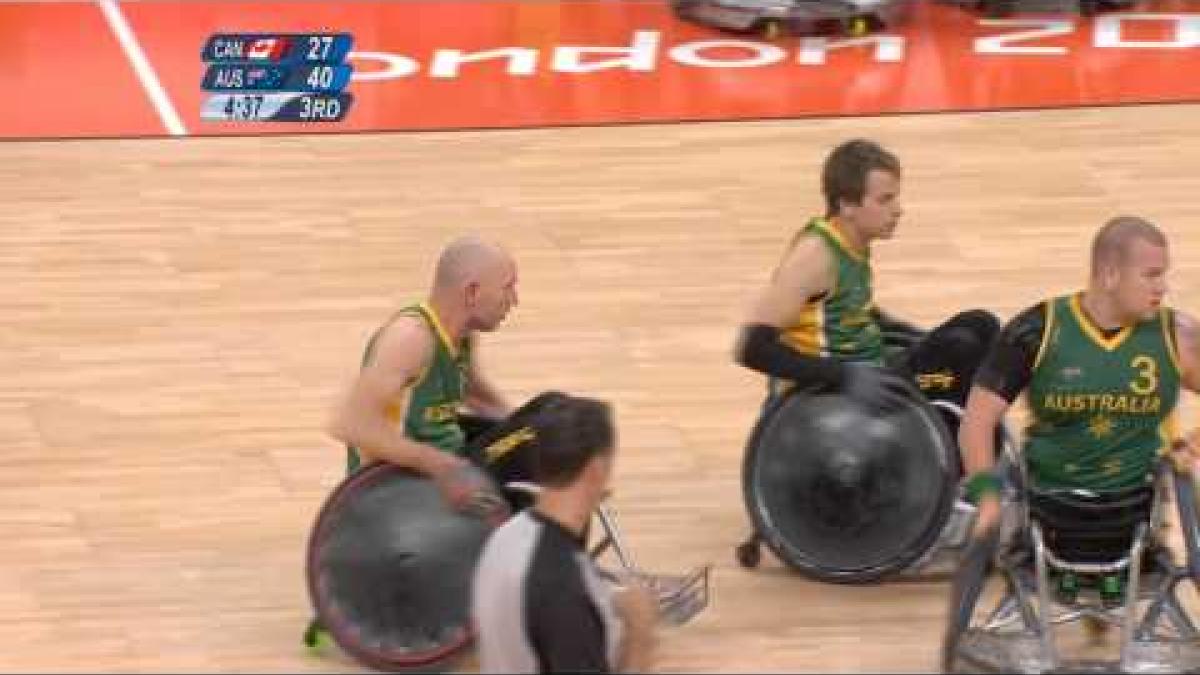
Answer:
[425, 452, 504, 516]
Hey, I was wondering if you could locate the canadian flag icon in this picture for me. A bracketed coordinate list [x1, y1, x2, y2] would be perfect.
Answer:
[246, 38, 289, 60]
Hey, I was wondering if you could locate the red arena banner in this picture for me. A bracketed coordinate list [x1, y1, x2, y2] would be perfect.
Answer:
[1, 0, 1197, 138]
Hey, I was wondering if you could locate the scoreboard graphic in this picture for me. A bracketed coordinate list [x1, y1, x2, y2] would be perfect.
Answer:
[200, 33, 354, 122]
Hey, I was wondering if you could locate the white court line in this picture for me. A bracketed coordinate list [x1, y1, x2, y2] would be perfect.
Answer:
[96, 0, 188, 136]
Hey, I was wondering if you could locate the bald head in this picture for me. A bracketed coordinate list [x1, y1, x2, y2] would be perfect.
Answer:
[1087, 216, 1170, 323]
[431, 234, 519, 332]
[434, 235, 512, 291]
[1090, 216, 1167, 278]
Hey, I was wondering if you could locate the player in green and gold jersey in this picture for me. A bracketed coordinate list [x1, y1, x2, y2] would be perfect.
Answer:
[961, 216, 1200, 536]
[953, 216, 1200, 609]
[950, 212, 1200, 626]
[328, 234, 519, 499]
[305, 234, 519, 652]
[734, 138, 1000, 418]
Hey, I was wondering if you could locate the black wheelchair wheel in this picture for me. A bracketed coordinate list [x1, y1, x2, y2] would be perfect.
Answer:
[305, 462, 508, 672]
[742, 386, 959, 583]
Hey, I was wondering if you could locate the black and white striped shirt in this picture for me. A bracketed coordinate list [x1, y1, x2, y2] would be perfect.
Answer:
[472, 509, 623, 673]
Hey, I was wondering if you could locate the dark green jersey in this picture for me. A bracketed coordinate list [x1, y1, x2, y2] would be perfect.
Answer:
[346, 302, 472, 473]
[1024, 293, 1181, 490]
[779, 217, 883, 365]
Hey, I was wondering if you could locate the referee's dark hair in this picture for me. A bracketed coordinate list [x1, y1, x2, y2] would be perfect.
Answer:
[531, 395, 615, 488]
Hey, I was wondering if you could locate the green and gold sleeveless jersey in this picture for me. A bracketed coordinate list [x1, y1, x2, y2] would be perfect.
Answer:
[780, 217, 884, 364]
[346, 302, 472, 474]
[1024, 293, 1181, 491]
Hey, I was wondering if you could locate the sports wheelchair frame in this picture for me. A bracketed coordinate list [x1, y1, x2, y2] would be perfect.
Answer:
[943, 456, 1200, 674]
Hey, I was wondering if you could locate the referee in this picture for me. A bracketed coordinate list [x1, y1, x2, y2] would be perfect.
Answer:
[471, 394, 657, 673]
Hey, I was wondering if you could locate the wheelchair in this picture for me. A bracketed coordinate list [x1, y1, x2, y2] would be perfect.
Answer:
[304, 393, 711, 672]
[943, 0, 1138, 18]
[942, 455, 1200, 674]
[734, 325, 1018, 583]
[670, 0, 909, 38]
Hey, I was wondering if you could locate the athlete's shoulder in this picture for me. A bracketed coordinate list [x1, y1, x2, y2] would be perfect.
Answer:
[779, 220, 836, 267]
[369, 311, 436, 372]
[1004, 300, 1050, 339]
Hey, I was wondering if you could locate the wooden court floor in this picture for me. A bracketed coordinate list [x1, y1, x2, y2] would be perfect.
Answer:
[2, 102, 1199, 673]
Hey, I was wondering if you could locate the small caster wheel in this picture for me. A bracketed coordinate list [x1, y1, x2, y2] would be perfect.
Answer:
[736, 540, 761, 568]
[303, 619, 332, 654]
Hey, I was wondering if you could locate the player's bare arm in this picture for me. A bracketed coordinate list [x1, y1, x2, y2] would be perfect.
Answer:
[328, 316, 459, 476]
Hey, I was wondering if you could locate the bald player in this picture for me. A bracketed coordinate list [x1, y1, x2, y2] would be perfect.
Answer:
[328, 234, 520, 501]
[959, 216, 1200, 599]
[304, 235, 519, 650]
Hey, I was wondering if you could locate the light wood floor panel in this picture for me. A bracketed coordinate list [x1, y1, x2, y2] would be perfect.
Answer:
[1, 103, 1198, 672]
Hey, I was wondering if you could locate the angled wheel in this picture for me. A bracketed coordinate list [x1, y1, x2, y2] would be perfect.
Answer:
[742, 386, 958, 584]
[941, 525, 1001, 673]
[1170, 464, 1200, 584]
[306, 462, 508, 672]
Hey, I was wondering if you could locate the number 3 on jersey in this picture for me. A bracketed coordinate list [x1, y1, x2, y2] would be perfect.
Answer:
[1130, 354, 1158, 395]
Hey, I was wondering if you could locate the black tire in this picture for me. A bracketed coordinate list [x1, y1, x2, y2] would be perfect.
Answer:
[741, 386, 958, 584]
[306, 463, 507, 672]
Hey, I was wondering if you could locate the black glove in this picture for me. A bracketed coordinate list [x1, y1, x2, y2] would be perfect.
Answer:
[841, 362, 912, 414]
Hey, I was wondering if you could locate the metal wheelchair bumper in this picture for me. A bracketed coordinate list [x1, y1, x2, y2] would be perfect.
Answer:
[511, 481, 712, 628]
[956, 629, 1200, 674]
[944, 463, 1200, 674]
[591, 500, 712, 627]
